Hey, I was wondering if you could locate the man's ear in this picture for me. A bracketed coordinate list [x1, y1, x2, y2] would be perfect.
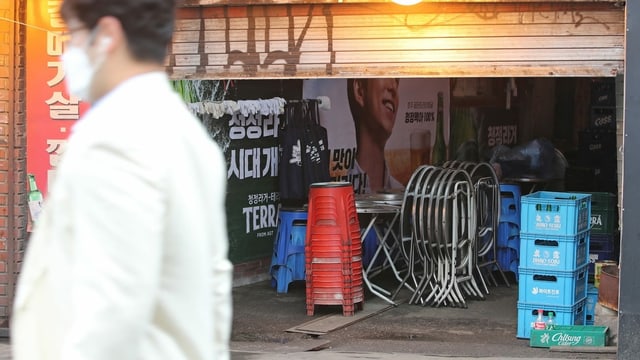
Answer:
[353, 79, 366, 108]
[94, 16, 123, 53]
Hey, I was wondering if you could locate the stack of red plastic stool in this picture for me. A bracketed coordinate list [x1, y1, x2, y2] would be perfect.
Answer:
[305, 182, 364, 317]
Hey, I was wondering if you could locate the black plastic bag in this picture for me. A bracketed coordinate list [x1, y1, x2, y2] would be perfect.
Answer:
[278, 100, 330, 206]
[489, 138, 557, 179]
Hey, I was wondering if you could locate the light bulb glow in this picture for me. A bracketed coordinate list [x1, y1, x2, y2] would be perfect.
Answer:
[392, 0, 421, 5]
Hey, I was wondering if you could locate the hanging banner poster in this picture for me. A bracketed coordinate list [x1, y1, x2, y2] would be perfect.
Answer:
[200, 99, 282, 264]
[303, 78, 450, 193]
[26, 0, 89, 196]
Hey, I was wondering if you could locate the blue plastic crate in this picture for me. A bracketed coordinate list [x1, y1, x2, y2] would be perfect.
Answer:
[589, 234, 616, 275]
[590, 233, 615, 252]
[586, 285, 598, 325]
[521, 191, 591, 236]
[517, 299, 587, 339]
[520, 231, 589, 272]
[518, 264, 589, 306]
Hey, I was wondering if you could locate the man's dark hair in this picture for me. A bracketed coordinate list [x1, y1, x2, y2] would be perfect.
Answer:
[60, 0, 176, 63]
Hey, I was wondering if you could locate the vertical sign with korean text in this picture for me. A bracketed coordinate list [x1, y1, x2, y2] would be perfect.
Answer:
[206, 108, 281, 263]
[26, 0, 88, 196]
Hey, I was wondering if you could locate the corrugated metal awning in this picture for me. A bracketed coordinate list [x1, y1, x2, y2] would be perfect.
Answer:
[168, 1, 625, 79]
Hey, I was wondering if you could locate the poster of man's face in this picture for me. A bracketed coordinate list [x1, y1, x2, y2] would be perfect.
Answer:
[303, 78, 450, 193]
[350, 78, 400, 141]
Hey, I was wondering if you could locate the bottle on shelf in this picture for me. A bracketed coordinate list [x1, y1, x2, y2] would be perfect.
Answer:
[431, 91, 447, 166]
[28, 173, 44, 223]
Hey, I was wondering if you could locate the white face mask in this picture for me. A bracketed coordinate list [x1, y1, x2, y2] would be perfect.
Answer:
[61, 30, 109, 102]
[61, 45, 95, 101]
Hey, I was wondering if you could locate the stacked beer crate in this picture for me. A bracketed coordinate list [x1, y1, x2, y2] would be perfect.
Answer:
[586, 191, 617, 325]
[516, 191, 591, 339]
[578, 78, 618, 194]
[587, 192, 618, 276]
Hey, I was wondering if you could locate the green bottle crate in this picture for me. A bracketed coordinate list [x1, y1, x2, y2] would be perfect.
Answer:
[530, 325, 608, 348]
[570, 191, 617, 234]
[589, 192, 617, 235]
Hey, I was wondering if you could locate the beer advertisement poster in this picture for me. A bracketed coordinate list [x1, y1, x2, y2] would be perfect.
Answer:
[303, 78, 450, 192]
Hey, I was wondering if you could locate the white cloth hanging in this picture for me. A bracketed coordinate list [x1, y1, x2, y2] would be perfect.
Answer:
[187, 97, 286, 119]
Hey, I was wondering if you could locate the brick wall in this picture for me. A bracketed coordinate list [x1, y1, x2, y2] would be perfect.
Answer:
[0, 0, 27, 326]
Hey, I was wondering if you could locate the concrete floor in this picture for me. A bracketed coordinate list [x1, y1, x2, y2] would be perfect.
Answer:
[231, 275, 617, 360]
[0, 273, 617, 360]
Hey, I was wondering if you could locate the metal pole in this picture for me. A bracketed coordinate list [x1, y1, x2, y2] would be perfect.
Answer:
[619, 1, 640, 358]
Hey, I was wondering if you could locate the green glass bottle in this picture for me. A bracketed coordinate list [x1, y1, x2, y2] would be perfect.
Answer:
[546, 311, 556, 330]
[431, 91, 447, 166]
[28, 173, 44, 222]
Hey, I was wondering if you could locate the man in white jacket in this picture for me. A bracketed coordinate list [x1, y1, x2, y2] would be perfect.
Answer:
[12, 1, 233, 359]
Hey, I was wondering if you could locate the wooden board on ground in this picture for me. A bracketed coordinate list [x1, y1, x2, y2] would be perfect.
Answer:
[286, 298, 397, 335]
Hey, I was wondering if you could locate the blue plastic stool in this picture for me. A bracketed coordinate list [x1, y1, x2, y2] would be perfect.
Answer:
[270, 207, 308, 293]
[497, 221, 520, 255]
[287, 220, 307, 282]
[499, 184, 521, 226]
[363, 226, 386, 269]
[496, 246, 519, 280]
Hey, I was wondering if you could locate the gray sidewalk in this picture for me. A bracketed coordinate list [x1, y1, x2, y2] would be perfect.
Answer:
[231, 350, 614, 360]
[0, 346, 615, 360]
[0, 338, 616, 359]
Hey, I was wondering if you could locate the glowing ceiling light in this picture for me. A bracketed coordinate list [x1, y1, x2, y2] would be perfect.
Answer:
[392, 0, 422, 5]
